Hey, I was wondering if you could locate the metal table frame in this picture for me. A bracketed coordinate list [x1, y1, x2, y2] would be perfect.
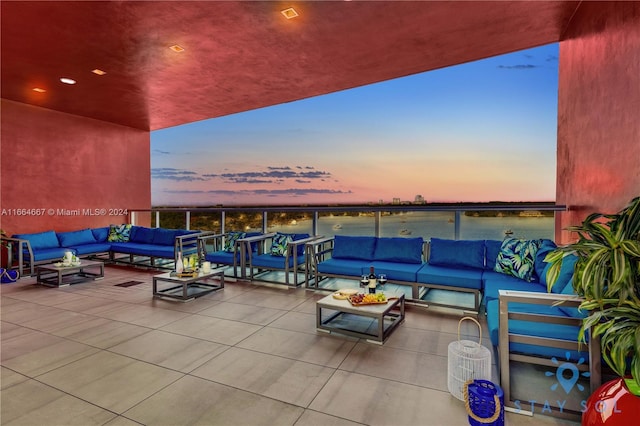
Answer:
[36, 259, 105, 287]
[316, 293, 405, 344]
[153, 270, 224, 301]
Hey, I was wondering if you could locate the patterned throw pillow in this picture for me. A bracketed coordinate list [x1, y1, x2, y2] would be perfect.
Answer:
[223, 232, 245, 252]
[494, 238, 541, 282]
[107, 224, 132, 242]
[270, 233, 292, 257]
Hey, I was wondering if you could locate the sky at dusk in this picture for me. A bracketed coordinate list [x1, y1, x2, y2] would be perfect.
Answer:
[151, 43, 559, 206]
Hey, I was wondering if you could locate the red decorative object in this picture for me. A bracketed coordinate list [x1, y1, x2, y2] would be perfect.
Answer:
[583, 378, 640, 425]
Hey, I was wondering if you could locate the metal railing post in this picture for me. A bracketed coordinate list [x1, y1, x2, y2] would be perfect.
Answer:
[155, 211, 160, 228]
[454, 210, 461, 240]
[221, 210, 226, 234]
[375, 211, 381, 237]
[313, 211, 319, 236]
[262, 211, 268, 233]
[186, 211, 191, 230]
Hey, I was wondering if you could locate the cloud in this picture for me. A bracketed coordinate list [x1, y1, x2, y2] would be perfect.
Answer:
[151, 168, 207, 181]
[546, 54, 558, 62]
[497, 64, 538, 70]
[295, 179, 311, 184]
[216, 167, 331, 183]
[164, 188, 352, 196]
[153, 149, 171, 155]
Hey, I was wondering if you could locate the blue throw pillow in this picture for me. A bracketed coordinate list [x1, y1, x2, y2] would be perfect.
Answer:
[57, 229, 97, 247]
[108, 224, 132, 242]
[14, 230, 60, 250]
[152, 228, 177, 246]
[92, 227, 110, 242]
[429, 238, 485, 269]
[270, 233, 292, 256]
[534, 239, 557, 283]
[549, 254, 578, 294]
[494, 238, 541, 282]
[129, 226, 156, 244]
[332, 236, 376, 261]
[224, 232, 245, 252]
[374, 237, 423, 264]
[484, 240, 503, 270]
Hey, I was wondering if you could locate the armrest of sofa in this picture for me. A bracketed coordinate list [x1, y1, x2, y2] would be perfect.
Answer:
[237, 232, 277, 256]
[2, 236, 33, 276]
[175, 231, 213, 261]
[196, 232, 226, 255]
[306, 236, 335, 263]
[497, 290, 601, 415]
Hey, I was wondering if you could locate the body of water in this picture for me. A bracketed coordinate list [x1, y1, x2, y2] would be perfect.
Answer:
[269, 211, 554, 241]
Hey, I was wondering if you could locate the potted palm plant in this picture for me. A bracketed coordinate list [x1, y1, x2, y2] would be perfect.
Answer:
[545, 196, 640, 424]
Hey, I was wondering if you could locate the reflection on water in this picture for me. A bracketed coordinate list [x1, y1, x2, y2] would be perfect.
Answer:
[270, 211, 554, 241]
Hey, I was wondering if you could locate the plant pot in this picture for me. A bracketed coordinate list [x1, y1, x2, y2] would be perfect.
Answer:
[582, 378, 640, 425]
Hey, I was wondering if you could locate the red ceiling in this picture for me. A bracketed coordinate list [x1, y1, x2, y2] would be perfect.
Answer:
[1, 1, 580, 131]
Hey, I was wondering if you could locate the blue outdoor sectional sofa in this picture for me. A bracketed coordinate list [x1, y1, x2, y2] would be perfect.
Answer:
[6, 225, 201, 276]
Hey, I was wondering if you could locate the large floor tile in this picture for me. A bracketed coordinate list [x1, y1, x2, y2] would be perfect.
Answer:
[1, 366, 29, 390]
[237, 327, 357, 368]
[160, 314, 262, 345]
[339, 342, 449, 391]
[198, 301, 288, 325]
[294, 410, 364, 426]
[192, 347, 334, 407]
[49, 316, 151, 349]
[89, 303, 190, 328]
[309, 370, 468, 425]
[0, 379, 117, 425]
[37, 351, 183, 414]
[1, 329, 99, 377]
[140, 294, 222, 313]
[123, 375, 304, 425]
[268, 310, 318, 334]
[109, 329, 229, 373]
[227, 290, 309, 310]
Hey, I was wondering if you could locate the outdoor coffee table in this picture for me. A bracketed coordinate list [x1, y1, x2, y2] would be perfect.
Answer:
[316, 292, 405, 344]
[36, 259, 105, 287]
[153, 269, 224, 301]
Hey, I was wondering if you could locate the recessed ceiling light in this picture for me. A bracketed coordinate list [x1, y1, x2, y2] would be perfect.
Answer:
[32, 87, 46, 93]
[169, 44, 185, 52]
[281, 7, 299, 19]
[92, 69, 106, 75]
[60, 77, 76, 85]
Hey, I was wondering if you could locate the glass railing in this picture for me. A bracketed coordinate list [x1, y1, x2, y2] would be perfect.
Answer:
[134, 203, 562, 241]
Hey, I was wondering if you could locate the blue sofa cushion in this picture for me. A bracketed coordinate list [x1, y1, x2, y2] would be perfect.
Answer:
[291, 233, 311, 256]
[14, 230, 60, 250]
[108, 224, 132, 242]
[494, 238, 540, 282]
[129, 226, 156, 244]
[110, 242, 156, 255]
[482, 270, 547, 303]
[370, 261, 424, 282]
[484, 240, 503, 270]
[24, 247, 71, 261]
[373, 237, 423, 264]
[92, 227, 110, 243]
[317, 258, 370, 277]
[485, 299, 588, 361]
[252, 253, 304, 269]
[150, 246, 177, 258]
[205, 251, 238, 265]
[57, 229, 96, 247]
[548, 254, 578, 294]
[332, 236, 376, 261]
[69, 243, 112, 255]
[224, 232, 245, 252]
[533, 239, 557, 283]
[558, 279, 587, 318]
[429, 238, 485, 269]
[152, 228, 177, 246]
[416, 264, 483, 290]
[270, 233, 293, 256]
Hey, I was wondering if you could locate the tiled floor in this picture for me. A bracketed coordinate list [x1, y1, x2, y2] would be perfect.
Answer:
[1, 265, 579, 425]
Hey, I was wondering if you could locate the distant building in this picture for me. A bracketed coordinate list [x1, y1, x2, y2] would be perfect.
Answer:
[392, 198, 401, 205]
[414, 195, 425, 204]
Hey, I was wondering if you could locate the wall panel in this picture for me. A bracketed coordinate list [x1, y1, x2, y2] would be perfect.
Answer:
[1, 99, 151, 235]
[556, 1, 640, 243]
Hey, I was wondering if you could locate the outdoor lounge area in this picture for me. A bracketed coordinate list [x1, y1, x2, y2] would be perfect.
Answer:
[1, 263, 583, 425]
[2, 1, 639, 425]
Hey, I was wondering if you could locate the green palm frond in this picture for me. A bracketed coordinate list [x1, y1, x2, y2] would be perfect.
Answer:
[545, 197, 640, 387]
